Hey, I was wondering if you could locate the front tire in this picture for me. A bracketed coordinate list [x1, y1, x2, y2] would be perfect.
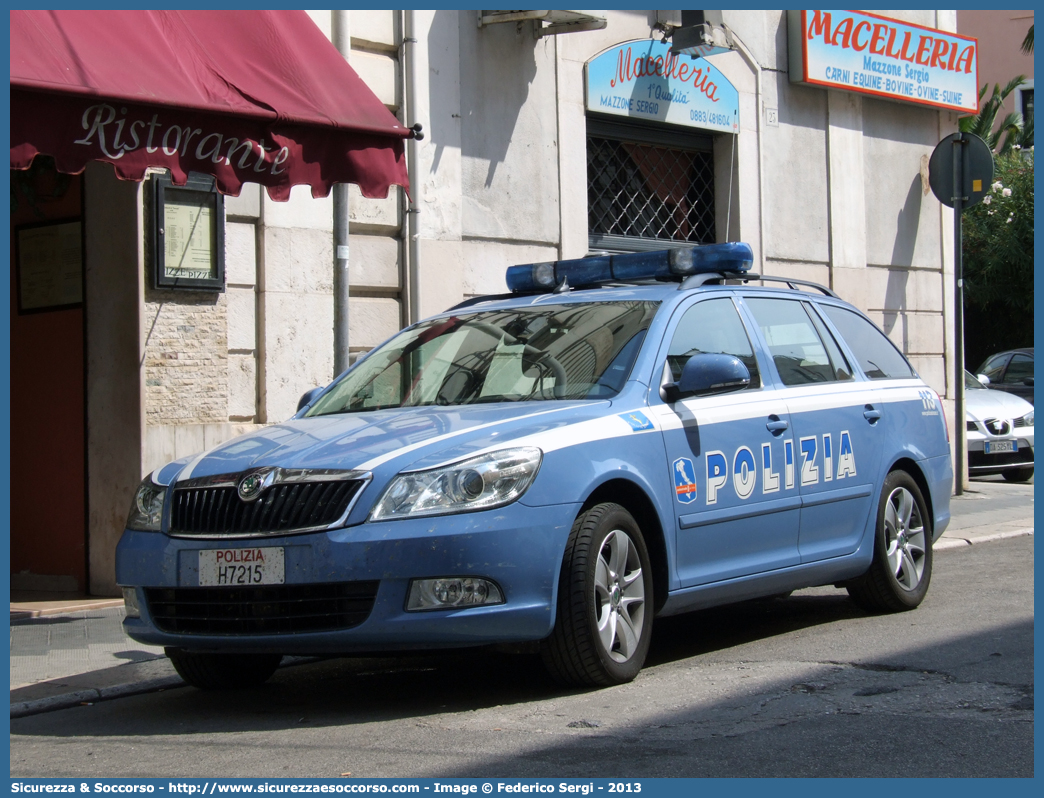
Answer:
[846, 471, 932, 612]
[1002, 466, 1034, 483]
[165, 648, 282, 690]
[541, 503, 653, 687]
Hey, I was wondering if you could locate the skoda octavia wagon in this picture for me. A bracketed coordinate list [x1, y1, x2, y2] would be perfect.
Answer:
[117, 243, 952, 689]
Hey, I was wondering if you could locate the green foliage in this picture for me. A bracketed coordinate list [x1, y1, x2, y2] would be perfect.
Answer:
[962, 151, 1034, 367]
[959, 76, 1027, 154]
[1022, 24, 1033, 54]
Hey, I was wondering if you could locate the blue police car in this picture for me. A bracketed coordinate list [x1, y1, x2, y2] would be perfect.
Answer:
[117, 243, 952, 689]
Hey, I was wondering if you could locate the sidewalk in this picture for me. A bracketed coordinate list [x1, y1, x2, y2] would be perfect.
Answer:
[10, 477, 1033, 718]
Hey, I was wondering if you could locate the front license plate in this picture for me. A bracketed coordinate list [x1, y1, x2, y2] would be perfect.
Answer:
[984, 440, 1016, 454]
[198, 547, 285, 586]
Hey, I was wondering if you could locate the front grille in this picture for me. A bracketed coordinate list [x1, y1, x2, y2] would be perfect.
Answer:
[145, 582, 379, 635]
[171, 480, 363, 536]
[969, 450, 1034, 468]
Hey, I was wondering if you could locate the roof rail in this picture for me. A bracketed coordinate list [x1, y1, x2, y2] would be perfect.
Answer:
[449, 270, 838, 310]
[677, 271, 838, 298]
[756, 274, 838, 298]
[678, 270, 756, 290]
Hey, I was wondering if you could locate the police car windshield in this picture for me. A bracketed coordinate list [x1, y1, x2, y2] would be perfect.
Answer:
[306, 301, 659, 415]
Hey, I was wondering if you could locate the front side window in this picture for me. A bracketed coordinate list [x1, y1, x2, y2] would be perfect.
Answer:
[746, 298, 853, 386]
[305, 302, 659, 415]
[666, 297, 760, 389]
[1003, 353, 1033, 385]
[820, 305, 915, 381]
[978, 353, 1011, 382]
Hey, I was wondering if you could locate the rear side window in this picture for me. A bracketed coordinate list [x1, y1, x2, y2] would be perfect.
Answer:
[820, 305, 914, 380]
[745, 298, 851, 386]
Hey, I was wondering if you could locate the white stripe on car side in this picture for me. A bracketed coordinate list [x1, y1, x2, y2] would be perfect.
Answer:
[654, 380, 930, 429]
[356, 404, 586, 472]
[448, 410, 661, 465]
[448, 381, 932, 463]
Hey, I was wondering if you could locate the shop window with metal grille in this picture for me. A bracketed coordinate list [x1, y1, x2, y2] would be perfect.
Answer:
[587, 119, 715, 251]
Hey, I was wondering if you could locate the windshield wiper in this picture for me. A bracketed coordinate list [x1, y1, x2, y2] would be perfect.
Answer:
[310, 405, 388, 416]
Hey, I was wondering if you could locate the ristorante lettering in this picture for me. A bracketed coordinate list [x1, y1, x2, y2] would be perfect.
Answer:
[73, 103, 290, 175]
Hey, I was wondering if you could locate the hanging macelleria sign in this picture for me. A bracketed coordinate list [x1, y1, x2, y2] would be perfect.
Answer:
[585, 40, 739, 134]
[788, 10, 979, 113]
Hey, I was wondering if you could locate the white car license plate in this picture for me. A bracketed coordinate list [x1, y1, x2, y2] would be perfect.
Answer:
[984, 440, 1016, 454]
[198, 547, 285, 586]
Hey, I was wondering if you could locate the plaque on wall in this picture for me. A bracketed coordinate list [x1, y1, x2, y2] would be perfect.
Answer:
[15, 218, 84, 313]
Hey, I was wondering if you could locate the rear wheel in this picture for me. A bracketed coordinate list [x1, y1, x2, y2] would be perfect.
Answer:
[1002, 467, 1034, 483]
[541, 503, 653, 687]
[165, 648, 282, 690]
[846, 471, 932, 612]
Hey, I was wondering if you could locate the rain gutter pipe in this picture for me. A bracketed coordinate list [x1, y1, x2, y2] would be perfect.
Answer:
[332, 10, 352, 373]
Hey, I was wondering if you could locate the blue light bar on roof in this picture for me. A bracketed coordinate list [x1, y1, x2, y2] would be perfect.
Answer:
[505, 242, 753, 292]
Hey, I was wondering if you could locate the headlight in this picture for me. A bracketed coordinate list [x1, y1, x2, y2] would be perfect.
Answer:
[126, 475, 166, 531]
[1023, 410, 1034, 427]
[370, 447, 542, 520]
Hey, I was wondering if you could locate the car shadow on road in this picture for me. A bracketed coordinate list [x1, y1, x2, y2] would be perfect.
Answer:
[11, 590, 870, 737]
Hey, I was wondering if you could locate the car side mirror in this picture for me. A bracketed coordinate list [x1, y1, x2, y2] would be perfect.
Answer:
[662, 354, 750, 402]
[976, 374, 990, 386]
[297, 386, 325, 412]
[1024, 377, 1034, 386]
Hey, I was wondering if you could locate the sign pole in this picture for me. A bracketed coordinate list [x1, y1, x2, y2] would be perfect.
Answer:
[928, 130, 991, 499]
[952, 134, 965, 496]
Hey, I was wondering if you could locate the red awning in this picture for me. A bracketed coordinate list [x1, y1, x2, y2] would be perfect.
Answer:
[10, 10, 409, 201]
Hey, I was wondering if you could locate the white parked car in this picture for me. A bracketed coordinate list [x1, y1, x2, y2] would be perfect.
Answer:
[966, 371, 1034, 482]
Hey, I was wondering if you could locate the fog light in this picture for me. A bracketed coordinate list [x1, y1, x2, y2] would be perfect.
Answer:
[122, 587, 141, 619]
[406, 577, 504, 611]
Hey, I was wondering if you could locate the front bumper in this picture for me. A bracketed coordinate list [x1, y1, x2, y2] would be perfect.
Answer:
[966, 433, 1034, 475]
[116, 502, 579, 654]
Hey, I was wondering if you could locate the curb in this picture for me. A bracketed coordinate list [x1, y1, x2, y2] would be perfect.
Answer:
[10, 657, 318, 719]
[935, 527, 1034, 551]
[10, 600, 125, 623]
[10, 675, 186, 719]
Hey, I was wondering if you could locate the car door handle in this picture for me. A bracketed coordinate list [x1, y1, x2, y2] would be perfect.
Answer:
[766, 417, 789, 435]
[864, 405, 881, 424]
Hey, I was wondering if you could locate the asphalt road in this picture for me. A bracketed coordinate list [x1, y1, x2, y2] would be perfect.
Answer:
[10, 535, 1033, 778]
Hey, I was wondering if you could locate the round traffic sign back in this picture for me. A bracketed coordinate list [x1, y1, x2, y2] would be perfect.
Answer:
[928, 132, 994, 209]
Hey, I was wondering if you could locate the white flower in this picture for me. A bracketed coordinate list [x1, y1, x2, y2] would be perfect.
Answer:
[1014, 144, 1022, 150]
[1002, 187, 1012, 197]
[983, 195, 992, 204]
[992, 181, 1003, 191]
[1007, 217, 1013, 223]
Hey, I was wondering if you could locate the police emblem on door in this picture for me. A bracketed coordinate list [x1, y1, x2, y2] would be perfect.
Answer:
[673, 457, 697, 504]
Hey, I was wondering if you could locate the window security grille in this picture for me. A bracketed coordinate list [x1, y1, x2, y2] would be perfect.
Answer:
[587, 135, 715, 246]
